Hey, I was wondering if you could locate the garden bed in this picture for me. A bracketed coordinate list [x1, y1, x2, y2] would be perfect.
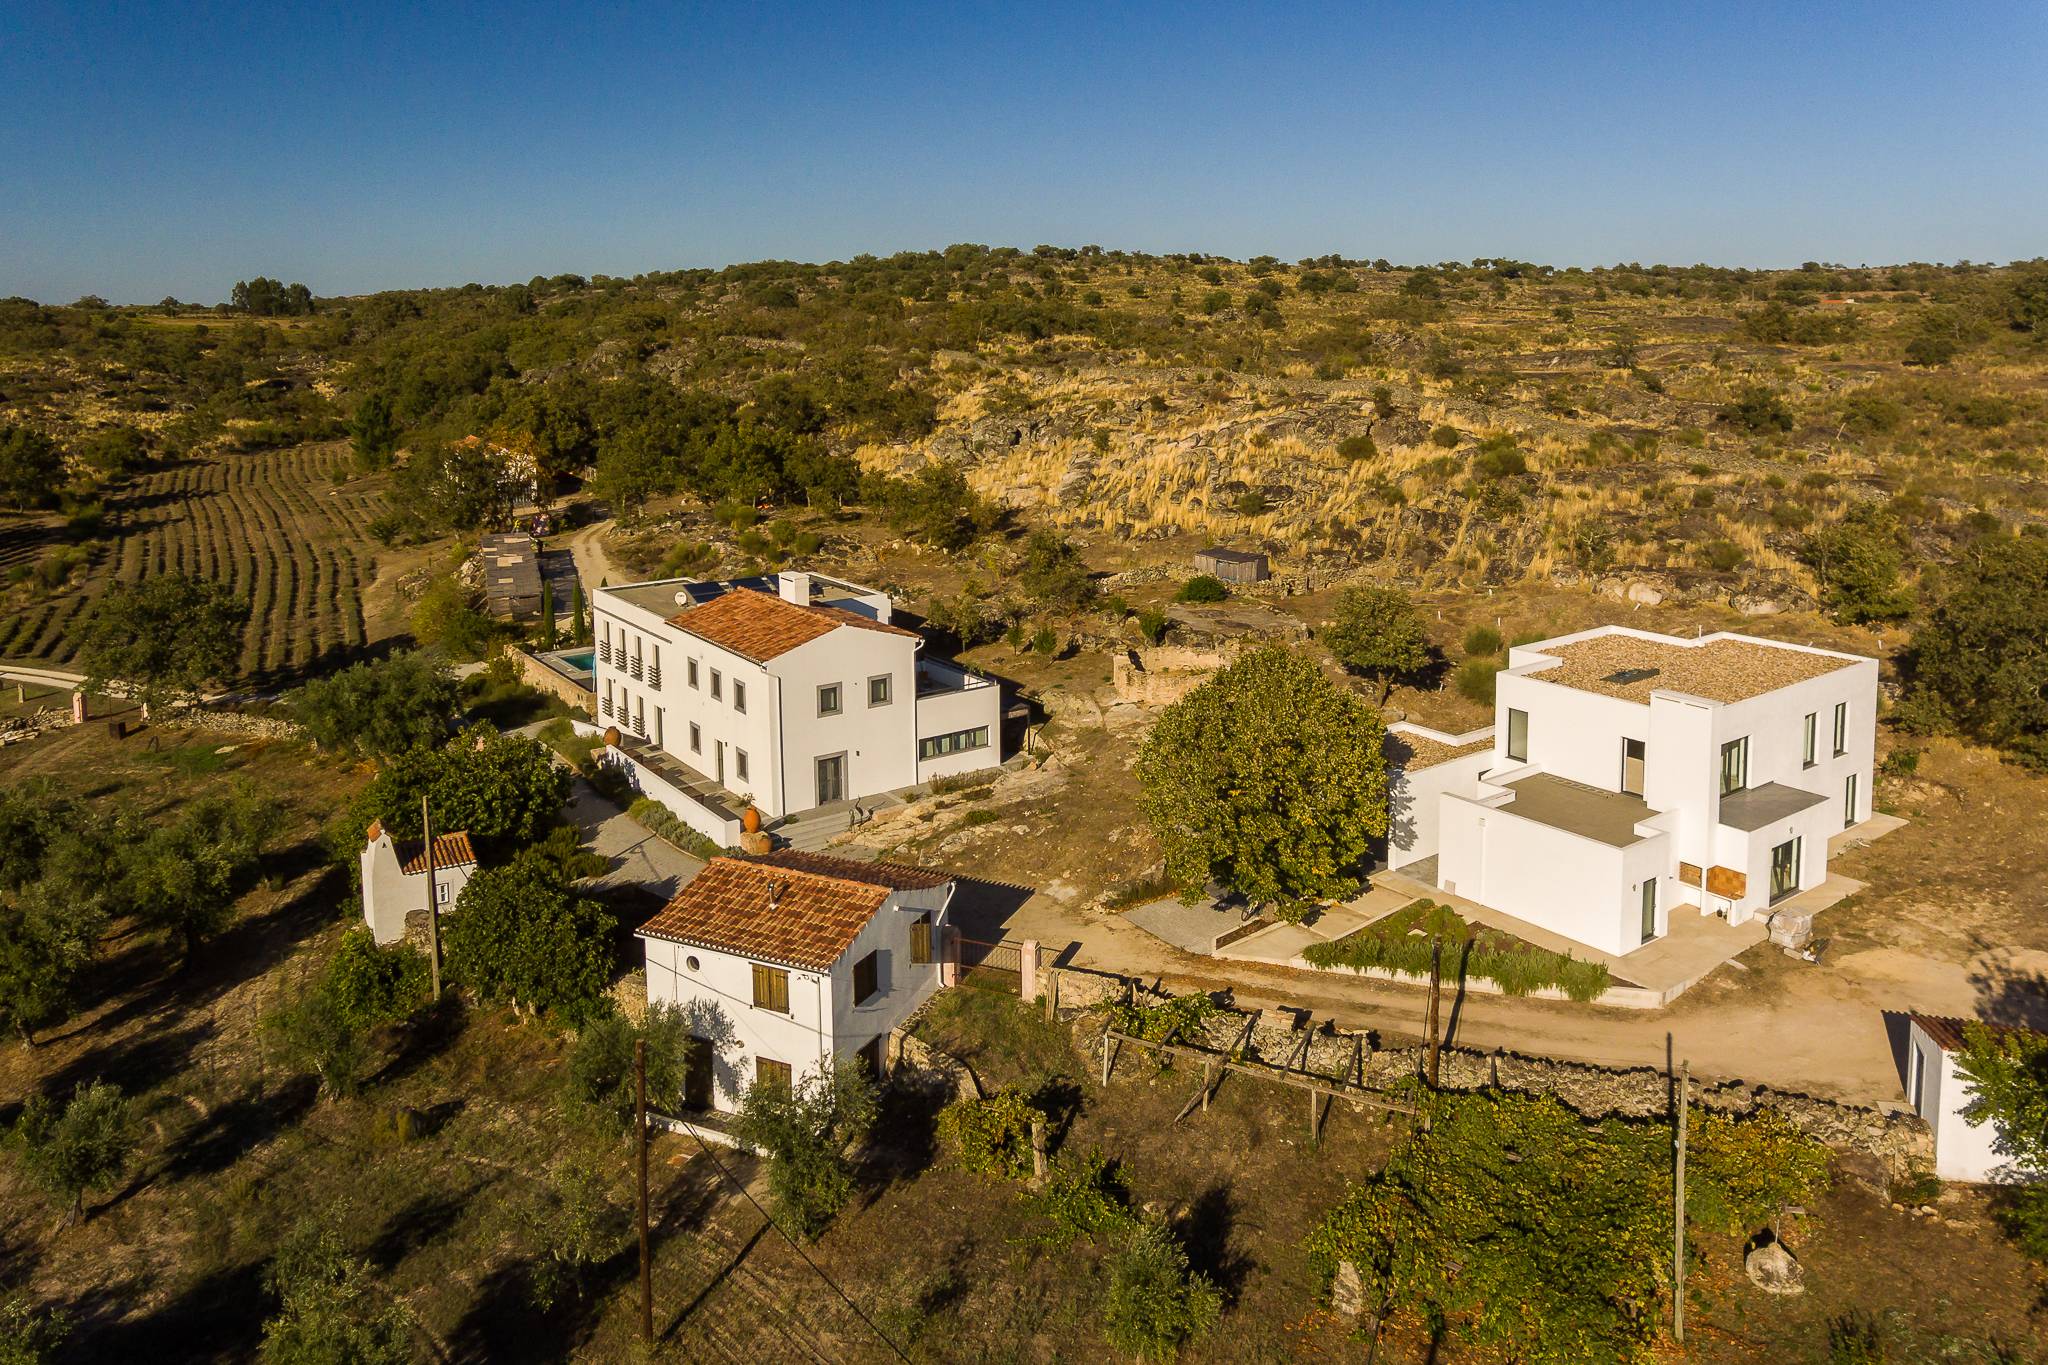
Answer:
[1302, 899, 1612, 1001]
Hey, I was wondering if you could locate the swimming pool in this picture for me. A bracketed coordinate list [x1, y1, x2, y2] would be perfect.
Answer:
[557, 649, 596, 673]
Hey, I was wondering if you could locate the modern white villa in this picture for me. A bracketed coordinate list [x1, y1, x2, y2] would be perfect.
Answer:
[359, 821, 476, 946]
[592, 570, 1003, 845]
[636, 850, 958, 1113]
[1386, 625, 1878, 958]
[1901, 1013, 2034, 1184]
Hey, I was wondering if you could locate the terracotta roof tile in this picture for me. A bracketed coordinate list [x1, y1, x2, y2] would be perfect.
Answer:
[742, 848, 954, 892]
[1907, 1012, 2036, 1053]
[398, 832, 477, 873]
[637, 857, 890, 970]
[665, 588, 916, 663]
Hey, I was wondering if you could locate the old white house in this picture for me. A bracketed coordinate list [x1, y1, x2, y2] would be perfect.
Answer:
[592, 571, 1002, 844]
[1387, 626, 1877, 958]
[636, 850, 957, 1113]
[1902, 1014, 2037, 1184]
[360, 822, 476, 946]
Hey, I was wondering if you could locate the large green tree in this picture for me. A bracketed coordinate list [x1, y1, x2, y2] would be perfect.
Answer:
[730, 1058, 877, 1240]
[1321, 586, 1433, 704]
[10, 1080, 133, 1224]
[444, 852, 614, 1020]
[1802, 508, 1912, 624]
[295, 651, 459, 760]
[352, 724, 569, 855]
[122, 789, 282, 961]
[1137, 646, 1388, 911]
[76, 573, 248, 714]
[1902, 535, 2048, 768]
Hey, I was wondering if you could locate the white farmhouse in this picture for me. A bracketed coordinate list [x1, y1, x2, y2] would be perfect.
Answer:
[636, 850, 957, 1112]
[1387, 626, 1877, 958]
[359, 822, 476, 946]
[1902, 1014, 2038, 1184]
[592, 571, 1002, 845]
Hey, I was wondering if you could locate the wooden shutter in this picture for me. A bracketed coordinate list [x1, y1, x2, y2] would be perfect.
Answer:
[755, 1057, 792, 1094]
[751, 963, 789, 1013]
[910, 915, 931, 966]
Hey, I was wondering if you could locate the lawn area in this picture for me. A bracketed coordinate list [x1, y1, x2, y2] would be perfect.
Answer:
[1303, 897, 1613, 1001]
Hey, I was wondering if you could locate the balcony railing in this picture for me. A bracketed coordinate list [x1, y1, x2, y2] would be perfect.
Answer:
[647, 667, 662, 689]
[600, 696, 613, 717]
[630, 659, 644, 681]
[598, 640, 612, 664]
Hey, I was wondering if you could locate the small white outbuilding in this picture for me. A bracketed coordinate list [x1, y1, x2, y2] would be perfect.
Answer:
[359, 821, 477, 946]
[1902, 1013, 2039, 1184]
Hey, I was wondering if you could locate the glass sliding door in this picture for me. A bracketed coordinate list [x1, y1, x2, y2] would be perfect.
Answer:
[1769, 837, 1801, 903]
[1639, 878, 1657, 944]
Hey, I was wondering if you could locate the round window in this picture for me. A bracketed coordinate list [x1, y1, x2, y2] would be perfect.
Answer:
[685, 955, 701, 972]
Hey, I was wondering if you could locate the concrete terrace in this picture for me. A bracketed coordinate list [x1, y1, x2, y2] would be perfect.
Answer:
[1499, 773, 1655, 847]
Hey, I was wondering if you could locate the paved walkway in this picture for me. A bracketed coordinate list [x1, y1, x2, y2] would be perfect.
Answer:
[564, 777, 705, 901]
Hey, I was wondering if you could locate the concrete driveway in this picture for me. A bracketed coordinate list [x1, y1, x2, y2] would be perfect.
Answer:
[564, 777, 704, 901]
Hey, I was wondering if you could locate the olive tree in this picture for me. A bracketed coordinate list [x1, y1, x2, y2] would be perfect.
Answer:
[1321, 586, 1432, 704]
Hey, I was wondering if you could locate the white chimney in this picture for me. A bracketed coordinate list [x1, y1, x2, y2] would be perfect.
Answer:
[779, 571, 811, 606]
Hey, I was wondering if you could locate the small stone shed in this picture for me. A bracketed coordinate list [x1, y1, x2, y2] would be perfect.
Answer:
[1193, 546, 1270, 584]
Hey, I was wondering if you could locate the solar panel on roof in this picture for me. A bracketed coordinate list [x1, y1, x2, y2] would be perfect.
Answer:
[1602, 666, 1661, 685]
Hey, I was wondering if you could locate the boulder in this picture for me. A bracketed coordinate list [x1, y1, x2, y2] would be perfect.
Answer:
[1625, 581, 1665, 606]
[1731, 593, 1784, 616]
[1330, 1260, 1367, 1317]
[1744, 1234, 1805, 1296]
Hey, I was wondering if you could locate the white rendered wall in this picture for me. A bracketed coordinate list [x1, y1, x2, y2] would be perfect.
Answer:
[826, 884, 953, 1061]
[1908, 1023, 2026, 1184]
[1493, 669, 1647, 792]
[773, 630, 920, 809]
[1388, 748, 1493, 868]
[360, 836, 472, 946]
[642, 937, 835, 1114]
[1435, 792, 1669, 957]
[913, 677, 1004, 783]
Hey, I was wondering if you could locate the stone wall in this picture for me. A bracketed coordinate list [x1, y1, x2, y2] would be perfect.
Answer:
[506, 646, 597, 716]
[0, 706, 77, 748]
[1069, 978, 1930, 1173]
[1109, 642, 1242, 707]
[158, 707, 305, 741]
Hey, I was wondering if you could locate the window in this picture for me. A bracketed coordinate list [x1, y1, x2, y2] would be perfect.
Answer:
[1639, 879, 1657, 946]
[735, 749, 749, 781]
[910, 915, 931, 965]
[689, 722, 701, 753]
[818, 683, 842, 716]
[919, 726, 990, 761]
[733, 679, 746, 713]
[868, 674, 892, 707]
[1505, 708, 1528, 763]
[751, 963, 789, 1013]
[1719, 737, 1748, 796]
[1910, 1046, 1925, 1115]
[1844, 773, 1858, 827]
[1802, 712, 1817, 768]
[685, 955, 700, 972]
[754, 1057, 792, 1094]
[688, 658, 700, 689]
[603, 679, 613, 717]
[1832, 701, 1848, 757]
[710, 669, 722, 701]
[852, 950, 879, 1005]
[1620, 737, 1645, 796]
[436, 879, 450, 905]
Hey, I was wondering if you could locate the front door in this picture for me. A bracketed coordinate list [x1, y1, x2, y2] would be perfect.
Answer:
[683, 1036, 715, 1110]
[1769, 837, 1801, 903]
[1639, 878, 1657, 944]
[816, 753, 846, 804]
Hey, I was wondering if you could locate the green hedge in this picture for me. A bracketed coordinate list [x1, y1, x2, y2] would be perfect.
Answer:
[1302, 900, 1610, 1002]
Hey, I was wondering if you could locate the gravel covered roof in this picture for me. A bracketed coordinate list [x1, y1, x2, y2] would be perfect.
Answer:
[1529, 632, 1859, 704]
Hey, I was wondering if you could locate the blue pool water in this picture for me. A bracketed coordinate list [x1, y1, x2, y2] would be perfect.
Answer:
[559, 649, 596, 672]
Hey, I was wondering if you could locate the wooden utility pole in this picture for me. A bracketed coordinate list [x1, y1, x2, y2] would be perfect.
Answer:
[422, 795, 442, 998]
[1425, 938, 1443, 1087]
[636, 1038, 653, 1344]
[1674, 1058, 1689, 1345]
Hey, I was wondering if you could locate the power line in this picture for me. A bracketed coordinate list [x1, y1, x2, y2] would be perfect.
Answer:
[678, 1123, 913, 1364]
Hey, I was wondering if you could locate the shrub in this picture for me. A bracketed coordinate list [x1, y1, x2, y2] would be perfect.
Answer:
[322, 929, 428, 1033]
[1101, 1221, 1223, 1362]
[1174, 575, 1228, 604]
[565, 1003, 699, 1134]
[1462, 624, 1503, 657]
[1454, 658, 1499, 705]
[1108, 992, 1214, 1045]
[261, 1207, 417, 1364]
[1685, 1108, 1833, 1234]
[1234, 490, 1265, 515]
[1026, 1149, 1133, 1247]
[1301, 900, 1610, 1001]
[0, 1293, 71, 1363]
[1470, 434, 1526, 479]
[1135, 608, 1169, 645]
[1721, 384, 1795, 434]
[9, 1080, 133, 1224]
[1429, 425, 1462, 448]
[937, 1090, 1046, 1179]
[1703, 540, 1746, 573]
[1827, 1310, 1888, 1364]
[731, 1059, 877, 1240]
[1031, 625, 1059, 656]
[1337, 433, 1377, 460]
[265, 989, 375, 1100]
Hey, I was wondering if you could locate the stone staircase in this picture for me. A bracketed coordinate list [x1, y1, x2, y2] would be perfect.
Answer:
[769, 800, 859, 852]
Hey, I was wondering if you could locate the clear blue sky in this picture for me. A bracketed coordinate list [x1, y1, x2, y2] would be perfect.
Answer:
[4, 1, 2045, 303]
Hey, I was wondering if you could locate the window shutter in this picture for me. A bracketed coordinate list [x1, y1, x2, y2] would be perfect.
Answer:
[910, 915, 931, 966]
